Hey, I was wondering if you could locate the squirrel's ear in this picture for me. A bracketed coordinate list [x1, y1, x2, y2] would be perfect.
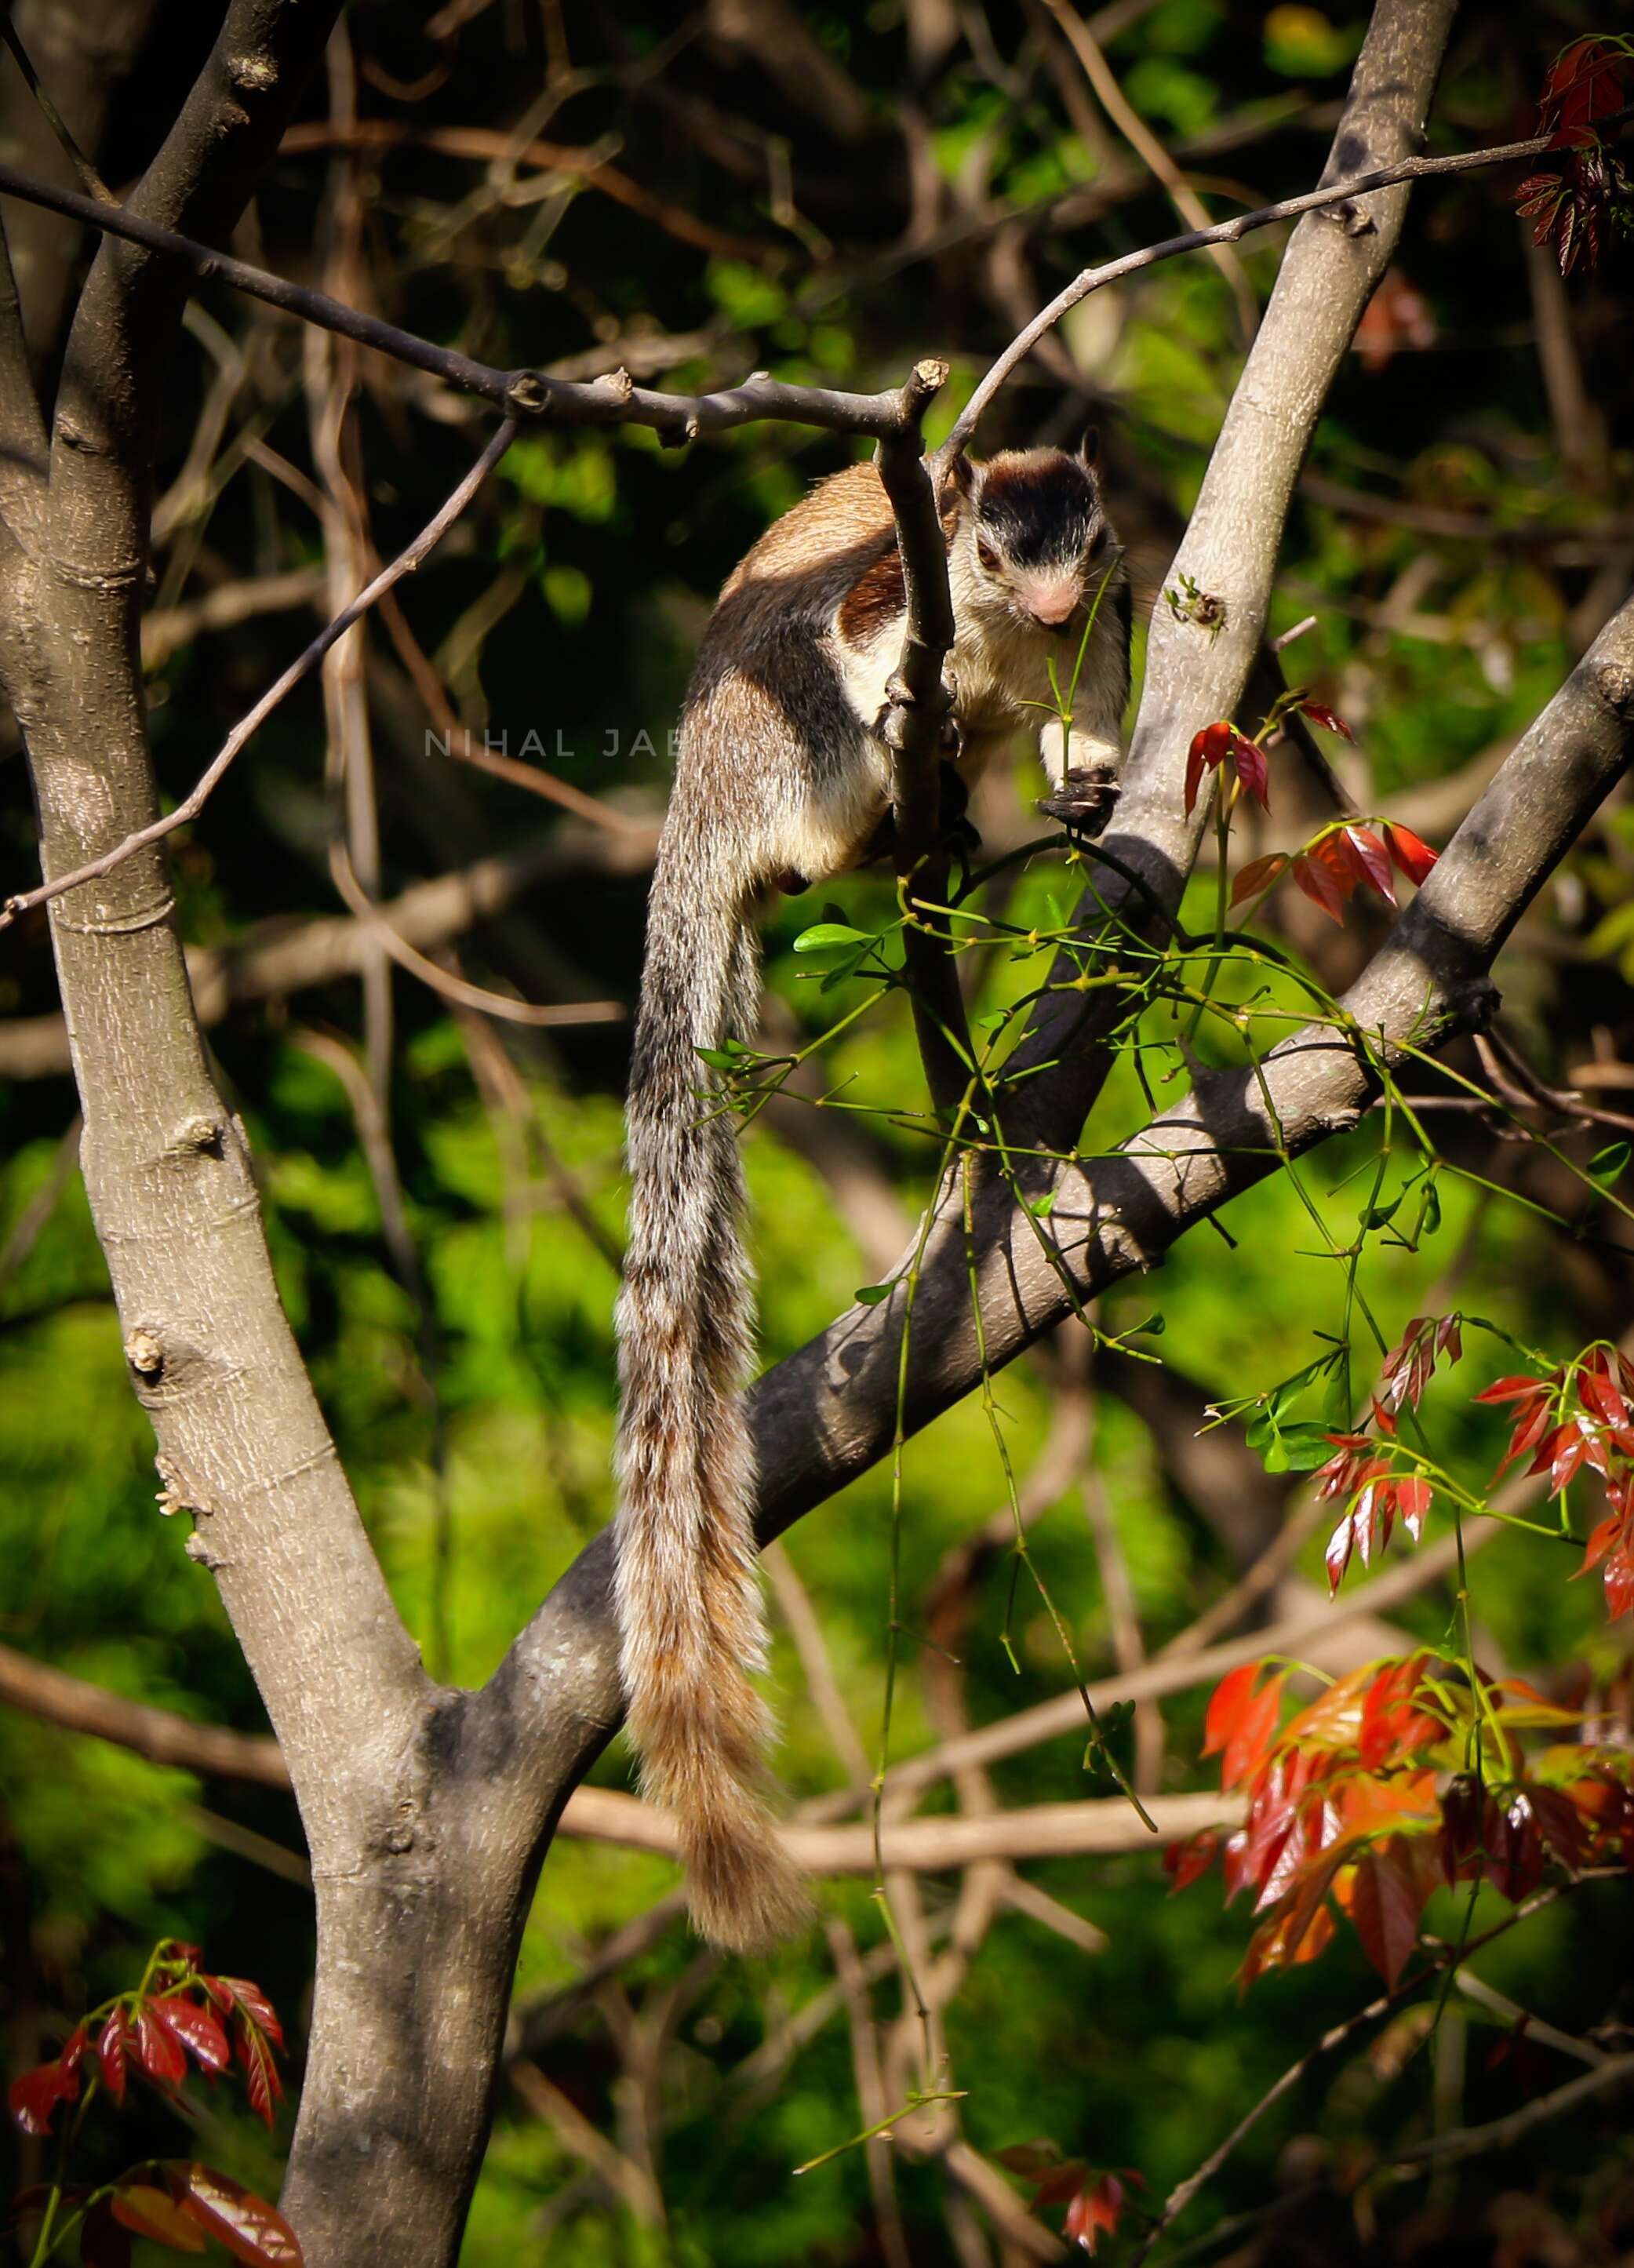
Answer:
[1078, 424, 1101, 471]
[946, 449, 977, 499]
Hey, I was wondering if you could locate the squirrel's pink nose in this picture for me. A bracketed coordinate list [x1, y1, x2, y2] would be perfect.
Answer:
[1020, 577, 1079, 626]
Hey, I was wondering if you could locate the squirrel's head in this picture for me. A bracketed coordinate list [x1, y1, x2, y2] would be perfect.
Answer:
[948, 432, 1121, 635]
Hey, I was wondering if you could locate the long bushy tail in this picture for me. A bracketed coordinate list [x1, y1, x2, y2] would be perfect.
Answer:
[613, 846, 813, 1953]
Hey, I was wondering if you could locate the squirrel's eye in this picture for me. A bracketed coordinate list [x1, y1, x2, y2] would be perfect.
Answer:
[976, 537, 1000, 573]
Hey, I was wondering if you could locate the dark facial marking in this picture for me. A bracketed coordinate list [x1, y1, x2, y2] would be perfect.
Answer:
[976, 454, 1099, 570]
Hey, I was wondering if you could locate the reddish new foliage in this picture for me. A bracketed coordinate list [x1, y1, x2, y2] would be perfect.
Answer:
[1515, 37, 1634, 272]
[1170, 1650, 1634, 1989]
[1477, 1347, 1634, 1619]
[999, 2144, 1141, 2253]
[1290, 821, 1436, 924]
[1186, 719, 1272, 817]
[7, 1942, 300, 2263]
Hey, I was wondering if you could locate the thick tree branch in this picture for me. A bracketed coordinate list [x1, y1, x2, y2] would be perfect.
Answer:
[999, 0, 1463, 1148]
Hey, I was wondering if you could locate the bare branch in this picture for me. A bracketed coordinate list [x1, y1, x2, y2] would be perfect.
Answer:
[326, 837, 624, 1030]
[278, 119, 781, 267]
[1040, 0, 1257, 344]
[0, 824, 658, 1081]
[2, 417, 519, 931]
[937, 111, 1629, 466]
[0, 1636, 292, 1788]
[0, 114, 1600, 455]
[873, 355, 978, 1114]
[1388, 2052, 1634, 2175]
[0, 1633, 1231, 1871]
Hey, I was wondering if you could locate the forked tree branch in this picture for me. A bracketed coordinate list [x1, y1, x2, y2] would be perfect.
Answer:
[500, 592, 1634, 1833]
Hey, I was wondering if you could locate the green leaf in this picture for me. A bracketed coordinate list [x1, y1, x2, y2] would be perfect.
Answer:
[1261, 1422, 1340, 1473]
[855, 1283, 894, 1306]
[794, 923, 871, 952]
[1589, 1142, 1630, 1189]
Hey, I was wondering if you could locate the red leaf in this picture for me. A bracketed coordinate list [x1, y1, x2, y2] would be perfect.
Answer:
[1474, 1375, 1550, 1407]
[1033, 2162, 1092, 2208]
[1203, 1664, 1257, 1758]
[1227, 1673, 1286, 1789]
[1163, 1829, 1219, 1893]
[1204, 1667, 1285, 1789]
[1395, 1476, 1431, 1542]
[1324, 1511, 1356, 1594]
[109, 2187, 206, 2255]
[1577, 1512, 1621, 1577]
[1493, 1794, 1548, 1902]
[151, 1995, 231, 2076]
[8, 2057, 78, 2137]
[1349, 1844, 1423, 1986]
[1231, 732, 1271, 812]
[234, 2020, 286, 2129]
[1606, 1548, 1634, 1622]
[1581, 1371, 1634, 1454]
[1185, 733, 1207, 816]
[1383, 821, 1438, 885]
[1230, 851, 1288, 908]
[172, 2164, 304, 2267]
[1440, 1772, 1483, 1887]
[1549, 1420, 1592, 1493]
[98, 2009, 131, 2106]
[1186, 721, 1235, 817]
[1291, 850, 1347, 923]
[995, 2142, 1063, 2179]
[1064, 2172, 1126, 2254]
[1541, 37, 1628, 147]
[1341, 825, 1396, 905]
[1527, 1784, 1589, 1870]
[136, 2003, 188, 2086]
[1297, 700, 1355, 741]
[217, 1979, 285, 2052]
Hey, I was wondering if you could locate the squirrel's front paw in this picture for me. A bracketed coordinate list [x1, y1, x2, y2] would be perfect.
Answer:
[875, 666, 961, 757]
[1037, 763, 1119, 840]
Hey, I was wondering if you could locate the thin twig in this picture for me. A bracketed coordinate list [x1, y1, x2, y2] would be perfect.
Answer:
[3, 417, 521, 931]
[327, 839, 624, 1030]
[936, 114, 1632, 464]
[1386, 2050, 1634, 2174]
[0, 155, 933, 436]
[1040, 0, 1257, 344]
